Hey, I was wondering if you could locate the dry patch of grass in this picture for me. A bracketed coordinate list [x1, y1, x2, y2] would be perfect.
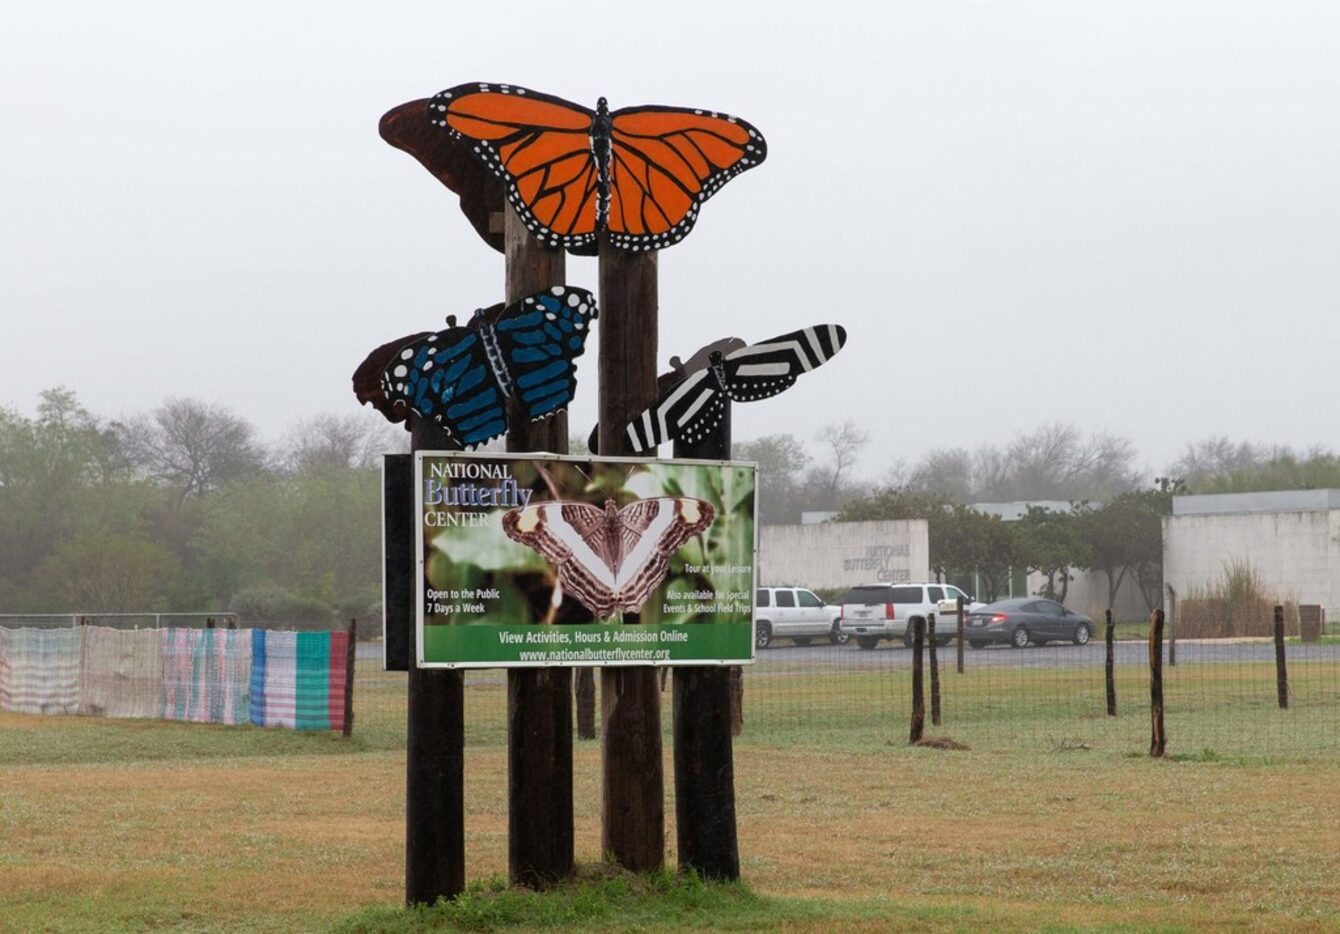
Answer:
[3, 667, 1340, 931]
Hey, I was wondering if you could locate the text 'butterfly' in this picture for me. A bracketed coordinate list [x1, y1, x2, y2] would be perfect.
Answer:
[502, 497, 714, 619]
[430, 83, 767, 254]
[624, 324, 847, 452]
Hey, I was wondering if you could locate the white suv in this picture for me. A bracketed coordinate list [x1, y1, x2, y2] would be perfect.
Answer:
[838, 582, 981, 650]
[754, 586, 844, 649]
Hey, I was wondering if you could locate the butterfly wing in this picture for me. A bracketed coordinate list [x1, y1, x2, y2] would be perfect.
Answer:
[608, 497, 715, 614]
[501, 497, 713, 619]
[502, 501, 620, 618]
[606, 105, 767, 252]
[488, 286, 598, 422]
[721, 324, 847, 403]
[382, 325, 508, 447]
[622, 368, 726, 453]
[430, 83, 600, 252]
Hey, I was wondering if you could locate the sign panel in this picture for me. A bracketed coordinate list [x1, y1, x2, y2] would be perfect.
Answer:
[415, 451, 756, 668]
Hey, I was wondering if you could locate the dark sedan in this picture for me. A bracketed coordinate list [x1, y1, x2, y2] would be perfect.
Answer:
[963, 598, 1093, 649]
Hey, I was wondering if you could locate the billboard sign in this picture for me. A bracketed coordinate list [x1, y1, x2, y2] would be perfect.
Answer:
[415, 451, 756, 668]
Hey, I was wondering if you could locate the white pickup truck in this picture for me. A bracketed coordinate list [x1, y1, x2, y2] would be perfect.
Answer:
[838, 582, 982, 650]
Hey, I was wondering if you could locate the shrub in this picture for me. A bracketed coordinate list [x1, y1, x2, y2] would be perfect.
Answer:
[1176, 561, 1298, 638]
[229, 587, 335, 629]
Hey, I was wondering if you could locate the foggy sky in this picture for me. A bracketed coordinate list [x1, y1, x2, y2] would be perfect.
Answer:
[3, 1, 1338, 480]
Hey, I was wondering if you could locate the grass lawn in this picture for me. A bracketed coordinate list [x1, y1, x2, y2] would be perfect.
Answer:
[1, 659, 1338, 932]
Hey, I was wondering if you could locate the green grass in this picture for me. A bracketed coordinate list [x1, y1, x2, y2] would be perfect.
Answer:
[3, 654, 1339, 932]
[340, 868, 907, 933]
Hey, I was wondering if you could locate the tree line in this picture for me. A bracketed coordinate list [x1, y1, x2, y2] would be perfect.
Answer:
[4, 390, 1337, 619]
[0, 388, 402, 622]
[837, 485, 1174, 609]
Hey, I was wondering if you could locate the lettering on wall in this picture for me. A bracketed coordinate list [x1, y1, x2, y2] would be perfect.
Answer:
[842, 544, 911, 582]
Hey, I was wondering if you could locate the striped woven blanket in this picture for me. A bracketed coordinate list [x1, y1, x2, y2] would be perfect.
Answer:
[249, 630, 348, 731]
[0, 627, 83, 715]
[162, 628, 251, 725]
[77, 627, 163, 719]
[2, 625, 348, 732]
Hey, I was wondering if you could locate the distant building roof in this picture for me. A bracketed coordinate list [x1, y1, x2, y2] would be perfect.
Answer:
[1172, 489, 1340, 516]
[970, 501, 1077, 521]
[801, 510, 840, 525]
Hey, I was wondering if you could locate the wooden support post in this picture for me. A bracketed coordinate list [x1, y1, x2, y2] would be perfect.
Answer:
[1104, 609, 1116, 717]
[729, 667, 744, 737]
[503, 204, 574, 888]
[1148, 609, 1165, 758]
[575, 670, 597, 740]
[1167, 585, 1177, 667]
[955, 596, 965, 674]
[343, 618, 357, 738]
[1273, 604, 1289, 711]
[671, 408, 739, 881]
[405, 419, 465, 905]
[597, 241, 663, 872]
[927, 612, 941, 726]
[909, 616, 925, 744]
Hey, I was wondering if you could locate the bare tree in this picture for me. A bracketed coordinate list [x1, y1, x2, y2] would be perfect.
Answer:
[905, 447, 974, 501]
[735, 434, 810, 524]
[280, 413, 407, 472]
[814, 420, 869, 501]
[115, 398, 265, 503]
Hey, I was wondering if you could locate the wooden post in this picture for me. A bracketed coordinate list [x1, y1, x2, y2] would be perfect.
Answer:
[1148, 608, 1165, 758]
[729, 667, 743, 736]
[502, 205, 575, 888]
[405, 418, 465, 905]
[597, 241, 664, 872]
[1104, 609, 1116, 717]
[575, 670, 597, 739]
[343, 618, 357, 738]
[955, 595, 965, 674]
[671, 406, 739, 881]
[909, 616, 925, 744]
[927, 612, 941, 726]
[1167, 585, 1177, 667]
[1273, 604, 1289, 710]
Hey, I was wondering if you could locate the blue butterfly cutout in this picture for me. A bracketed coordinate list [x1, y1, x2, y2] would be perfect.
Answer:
[382, 286, 598, 447]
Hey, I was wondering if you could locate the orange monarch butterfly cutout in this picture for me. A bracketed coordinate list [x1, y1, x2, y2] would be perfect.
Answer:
[430, 82, 767, 254]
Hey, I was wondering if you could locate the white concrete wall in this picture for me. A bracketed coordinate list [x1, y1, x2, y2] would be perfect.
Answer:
[1162, 509, 1338, 610]
[760, 520, 930, 590]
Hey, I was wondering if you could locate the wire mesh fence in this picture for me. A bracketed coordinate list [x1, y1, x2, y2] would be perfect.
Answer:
[353, 617, 1340, 760]
[4, 615, 1338, 760]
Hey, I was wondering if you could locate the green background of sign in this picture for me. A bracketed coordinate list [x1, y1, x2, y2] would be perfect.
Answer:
[417, 453, 756, 668]
[424, 622, 751, 667]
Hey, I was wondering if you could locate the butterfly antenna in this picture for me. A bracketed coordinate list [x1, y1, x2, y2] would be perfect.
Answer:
[444, 314, 457, 327]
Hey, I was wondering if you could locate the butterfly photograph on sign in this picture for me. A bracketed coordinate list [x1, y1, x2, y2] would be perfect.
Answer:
[502, 496, 714, 620]
[415, 452, 757, 668]
[622, 323, 848, 452]
[352, 285, 597, 448]
[429, 82, 767, 254]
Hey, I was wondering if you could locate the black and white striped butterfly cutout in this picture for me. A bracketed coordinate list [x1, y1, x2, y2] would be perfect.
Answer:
[624, 324, 847, 452]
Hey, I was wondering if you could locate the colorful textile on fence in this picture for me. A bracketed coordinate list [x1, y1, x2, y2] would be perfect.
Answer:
[0, 627, 83, 715]
[0, 628, 10, 712]
[161, 628, 251, 725]
[77, 627, 163, 719]
[249, 630, 347, 731]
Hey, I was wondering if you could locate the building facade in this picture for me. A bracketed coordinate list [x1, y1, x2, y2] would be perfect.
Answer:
[1163, 489, 1340, 611]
